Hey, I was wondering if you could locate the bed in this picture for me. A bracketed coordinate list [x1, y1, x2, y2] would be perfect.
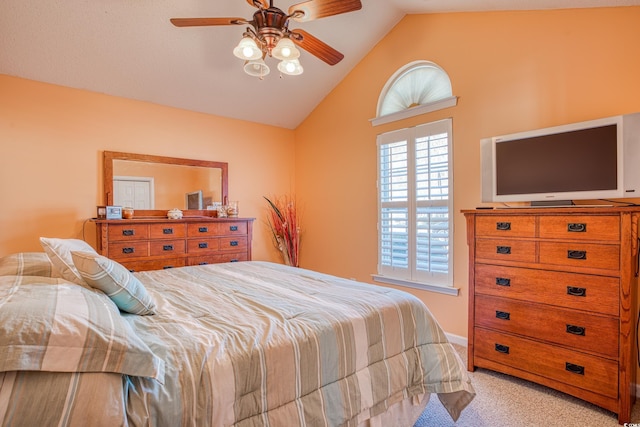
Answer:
[0, 241, 475, 427]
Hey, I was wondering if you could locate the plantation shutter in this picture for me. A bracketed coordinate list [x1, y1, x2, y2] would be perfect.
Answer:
[377, 119, 453, 287]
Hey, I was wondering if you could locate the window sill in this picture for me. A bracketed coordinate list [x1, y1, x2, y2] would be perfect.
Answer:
[371, 275, 459, 296]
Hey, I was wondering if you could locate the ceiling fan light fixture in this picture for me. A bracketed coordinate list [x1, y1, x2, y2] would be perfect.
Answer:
[244, 58, 271, 78]
[272, 37, 300, 60]
[233, 36, 262, 60]
[278, 59, 304, 76]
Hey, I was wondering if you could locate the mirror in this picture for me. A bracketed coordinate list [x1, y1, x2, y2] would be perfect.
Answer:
[103, 151, 228, 216]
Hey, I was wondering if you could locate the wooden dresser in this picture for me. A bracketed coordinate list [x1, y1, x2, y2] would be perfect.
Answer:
[94, 217, 254, 272]
[463, 207, 639, 424]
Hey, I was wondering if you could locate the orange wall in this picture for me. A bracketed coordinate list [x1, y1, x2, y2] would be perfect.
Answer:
[0, 75, 295, 261]
[295, 8, 640, 338]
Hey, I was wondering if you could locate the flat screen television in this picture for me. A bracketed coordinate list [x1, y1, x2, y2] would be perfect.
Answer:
[481, 113, 640, 205]
[185, 190, 203, 210]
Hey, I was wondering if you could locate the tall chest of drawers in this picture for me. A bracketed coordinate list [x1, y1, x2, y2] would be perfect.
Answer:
[94, 217, 254, 272]
[463, 207, 640, 424]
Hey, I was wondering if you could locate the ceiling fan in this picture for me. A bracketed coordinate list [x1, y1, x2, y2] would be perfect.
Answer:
[170, 0, 363, 77]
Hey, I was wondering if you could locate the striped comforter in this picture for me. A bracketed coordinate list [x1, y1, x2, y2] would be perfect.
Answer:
[1, 261, 474, 426]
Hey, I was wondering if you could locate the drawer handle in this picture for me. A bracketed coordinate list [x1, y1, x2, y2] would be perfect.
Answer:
[122, 229, 135, 236]
[229, 240, 239, 247]
[495, 343, 510, 354]
[496, 246, 511, 255]
[495, 310, 510, 320]
[162, 265, 174, 269]
[230, 259, 239, 262]
[198, 242, 208, 249]
[565, 362, 585, 375]
[163, 244, 174, 251]
[128, 269, 135, 272]
[566, 286, 587, 297]
[163, 228, 174, 235]
[496, 222, 511, 231]
[567, 223, 587, 233]
[198, 262, 208, 265]
[495, 277, 511, 287]
[567, 250, 587, 260]
[566, 324, 586, 336]
[122, 247, 135, 254]
[229, 225, 238, 231]
[198, 227, 208, 233]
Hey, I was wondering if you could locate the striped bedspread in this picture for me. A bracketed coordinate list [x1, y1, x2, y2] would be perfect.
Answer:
[124, 261, 474, 426]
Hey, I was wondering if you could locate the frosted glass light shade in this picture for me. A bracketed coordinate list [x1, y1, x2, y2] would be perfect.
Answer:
[233, 37, 262, 61]
[244, 58, 270, 77]
[272, 38, 300, 60]
[277, 59, 303, 76]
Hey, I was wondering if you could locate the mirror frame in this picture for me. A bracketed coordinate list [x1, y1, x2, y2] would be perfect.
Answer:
[103, 151, 228, 217]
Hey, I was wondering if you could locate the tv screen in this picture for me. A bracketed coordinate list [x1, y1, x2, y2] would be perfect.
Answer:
[495, 124, 618, 196]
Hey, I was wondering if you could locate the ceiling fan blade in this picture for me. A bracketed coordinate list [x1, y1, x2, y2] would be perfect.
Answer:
[170, 17, 247, 27]
[288, 0, 362, 23]
[290, 29, 344, 66]
[246, 0, 269, 8]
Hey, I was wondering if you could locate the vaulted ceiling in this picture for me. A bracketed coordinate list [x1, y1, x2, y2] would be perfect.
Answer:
[2, 0, 639, 129]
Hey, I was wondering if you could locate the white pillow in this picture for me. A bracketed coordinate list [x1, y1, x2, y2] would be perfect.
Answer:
[71, 251, 156, 315]
[40, 237, 97, 286]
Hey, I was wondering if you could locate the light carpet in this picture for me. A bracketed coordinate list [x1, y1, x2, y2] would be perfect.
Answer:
[414, 344, 640, 427]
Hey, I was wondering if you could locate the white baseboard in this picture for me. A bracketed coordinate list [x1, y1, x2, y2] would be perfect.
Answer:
[445, 332, 468, 347]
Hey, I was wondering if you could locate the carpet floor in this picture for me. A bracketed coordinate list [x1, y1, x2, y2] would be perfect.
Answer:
[413, 344, 640, 427]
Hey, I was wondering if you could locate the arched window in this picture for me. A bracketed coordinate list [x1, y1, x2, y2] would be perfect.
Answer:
[372, 61, 456, 126]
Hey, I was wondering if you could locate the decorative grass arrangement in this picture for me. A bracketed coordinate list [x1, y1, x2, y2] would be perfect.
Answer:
[264, 195, 301, 267]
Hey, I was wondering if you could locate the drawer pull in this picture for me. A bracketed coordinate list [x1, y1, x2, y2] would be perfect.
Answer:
[565, 362, 585, 375]
[162, 265, 174, 269]
[567, 223, 587, 233]
[163, 228, 174, 235]
[567, 250, 587, 260]
[230, 259, 239, 262]
[198, 227, 208, 233]
[229, 240, 239, 247]
[496, 246, 511, 255]
[495, 277, 511, 287]
[122, 229, 135, 236]
[230, 225, 238, 231]
[198, 262, 208, 265]
[495, 310, 510, 320]
[163, 244, 174, 251]
[496, 222, 511, 231]
[122, 247, 135, 254]
[566, 286, 587, 297]
[566, 324, 586, 336]
[128, 269, 135, 272]
[198, 242, 208, 249]
[495, 344, 510, 354]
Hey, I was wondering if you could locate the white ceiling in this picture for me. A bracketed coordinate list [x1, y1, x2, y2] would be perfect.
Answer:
[2, 0, 639, 129]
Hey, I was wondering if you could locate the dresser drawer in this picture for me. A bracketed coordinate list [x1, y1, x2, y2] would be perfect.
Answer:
[107, 224, 149, 241]
[539, 215, 619, 241]
[188, 252, 248, 266]
[108, 241, 149, 259]
[215, 222, 248, 235]
[187, 223, 220, 237]
[474, 264, 619, 316]
[149, 223, 186, 239]
[149, 240, 186, 257]
[187, 238, 220, 253]
[476, 215, 535, 238]
[218, 236, 248, 252]
[475, 295, 618, 358]
[475, 239, 536, 263]
[538, 242, 619, 271]
[124, 258, 186, 272]
[475, 328, 618, 398]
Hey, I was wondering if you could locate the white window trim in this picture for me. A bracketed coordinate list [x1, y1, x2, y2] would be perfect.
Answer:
[372, 274, 459, 296]
[370, 96, 458, 127]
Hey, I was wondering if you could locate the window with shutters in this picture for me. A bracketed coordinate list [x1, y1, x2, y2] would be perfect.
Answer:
[374, 119, 454, 292]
